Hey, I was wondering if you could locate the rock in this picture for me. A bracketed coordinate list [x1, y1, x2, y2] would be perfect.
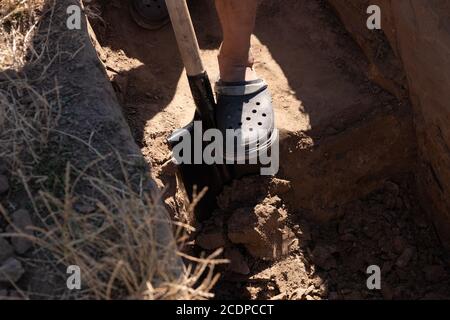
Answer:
[0, 238, 14, 263]
[293, 284, 315, 300]
[0, 175, 9, 194]
[227, 202, 291, 260]
[224, 248, 250, 275]
[9, 209, 34, 254]
[196, 227, 226, 250]
[268, 178, 291, 195]
[74, 202, 96, 214]
[395, 247, 415, 268]
[0, 258, 25, 282]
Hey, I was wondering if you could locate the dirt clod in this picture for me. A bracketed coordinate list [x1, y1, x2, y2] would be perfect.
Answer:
[227, 202, 291, 260]
[268, 178, 291, 195]
[224, 248, 250, 275]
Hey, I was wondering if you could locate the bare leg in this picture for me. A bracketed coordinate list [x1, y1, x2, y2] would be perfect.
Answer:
[215, 0, 259, 82]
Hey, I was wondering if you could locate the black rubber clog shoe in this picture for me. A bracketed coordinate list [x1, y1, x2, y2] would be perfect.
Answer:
[215, 79, 277, 164]
[129, 0, 170, 30]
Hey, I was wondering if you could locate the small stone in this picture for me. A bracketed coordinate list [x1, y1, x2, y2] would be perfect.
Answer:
[0, 175, 9, 194]
[268, 178, 291, 195]
[0, 238, 14, 263]
[396, 247, 415, 268]
[225, 248, 250, 275]
[0, 258, 25, 282]
[292, 287, 307, 299]
[10, 209, 34, 254]
[74, 202, 96, 214]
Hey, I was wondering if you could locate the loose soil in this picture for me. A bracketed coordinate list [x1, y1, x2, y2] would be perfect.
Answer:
[91, 0, 450, 299]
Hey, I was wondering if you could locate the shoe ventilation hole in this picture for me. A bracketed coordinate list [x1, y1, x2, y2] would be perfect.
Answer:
[256, 102, 261, 105]
[252, 109, 257, 113]
[262, 113, 267, 117]
[246, 117, 251, 121]
[258, 122, 262, 126]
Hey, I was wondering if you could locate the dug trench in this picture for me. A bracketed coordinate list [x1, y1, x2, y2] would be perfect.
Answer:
[91, 0, 450, 299]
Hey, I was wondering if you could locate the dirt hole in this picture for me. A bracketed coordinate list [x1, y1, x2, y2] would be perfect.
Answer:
[91, 0, 450, 299]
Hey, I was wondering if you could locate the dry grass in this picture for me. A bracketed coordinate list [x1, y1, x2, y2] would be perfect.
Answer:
[0, 0, 223, 299]
[0, 0, 52, 170]
[0, 0, 44, 68]
[1, 162, 225, 299]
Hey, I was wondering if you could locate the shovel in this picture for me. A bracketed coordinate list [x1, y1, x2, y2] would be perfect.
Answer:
[165, 0, 231, 221]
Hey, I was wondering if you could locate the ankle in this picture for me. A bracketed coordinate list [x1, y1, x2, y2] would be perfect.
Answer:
[218, 54, 258, 82]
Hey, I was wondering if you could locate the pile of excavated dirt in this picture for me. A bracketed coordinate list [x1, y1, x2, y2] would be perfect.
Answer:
[196, 177, 295, 262]
[200, 176, 450, 300]
[90, 0, 450, 300]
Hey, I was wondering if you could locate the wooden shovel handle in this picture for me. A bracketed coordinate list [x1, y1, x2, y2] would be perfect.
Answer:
[165, 0, 204, 76]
